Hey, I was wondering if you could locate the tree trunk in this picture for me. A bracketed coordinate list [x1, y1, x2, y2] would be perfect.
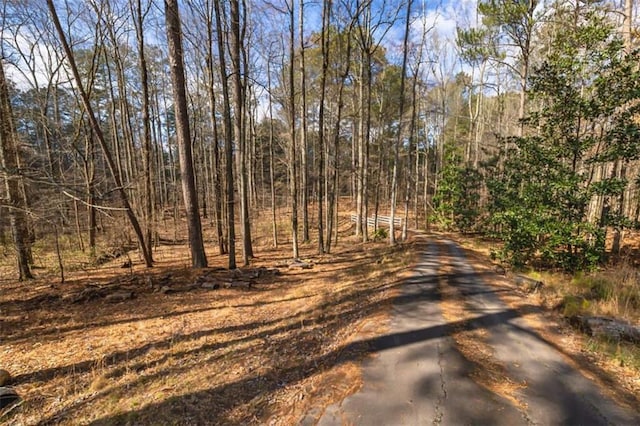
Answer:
[47, 0, 153, 267]
[327, 14, 353, 254]
[356, 57, 365, 238]
[230, 0, 253, 266]
[204, 4, 225, 255]
[624, 0, 633, 53]
[267, 59, 278, 248]
[83, 126, 98, 258]
[403, 20, 422, 240]
[0, 60, 33, 280]
[299, 0, 310, 243]
[165, 0, 208, 268]
[214, 0, 237, 268]
[133, 0, 155, 263]
[317, 0, 331, 254]
[612, 0, 635, 255]
[288, 0, 299, 259]
[362, 50, 372, 243]
[390, 0, 412, 245]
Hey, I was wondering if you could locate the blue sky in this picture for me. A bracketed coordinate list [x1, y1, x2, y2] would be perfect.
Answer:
[3, 0, 480, 91]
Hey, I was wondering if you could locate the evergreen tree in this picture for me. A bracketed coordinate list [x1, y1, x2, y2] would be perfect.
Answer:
[488, 5, 640, 271]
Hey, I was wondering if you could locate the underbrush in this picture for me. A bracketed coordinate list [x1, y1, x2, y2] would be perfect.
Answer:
[535, 264, 640, 323]
[517, 264, 640, 392]
[454, 230, 640, 321]
[586, 338, 640, 370]
[0, 232, 135, 283]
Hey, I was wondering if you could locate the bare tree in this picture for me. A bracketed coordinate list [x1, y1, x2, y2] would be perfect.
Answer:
[403, 4, 432, 240]
[47, 0, 153, 267]
[230, 0, 253, 265]
[132, 0, 155, 262]
[0, 59, 33, 280]
[214, 0, 237, 269]
[389, 0, 412, 244]
[299, 0, 310, 243]
[326, 4, 355, 253]
[165, 0, 208, 268]
[196, 0, 226, 255]
[265, 47, 278, 248]
[288, 0, 300, 259]
[352, 0, 400, 242]
[317, 0, 331, 254]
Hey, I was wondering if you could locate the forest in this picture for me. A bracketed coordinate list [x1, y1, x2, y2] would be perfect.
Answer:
[2, 0, 640, 423]
[0, 0, 639, 277]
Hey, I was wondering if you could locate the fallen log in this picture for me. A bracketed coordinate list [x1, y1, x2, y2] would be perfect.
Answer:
[201, 282, 220, 290]
[0, 387, 19, 410]
[105, 291, 135, 303]
[289, 260, 312, 270]
[223, 280, 252, 289]
[511, 274, 544, 293]
[160, 286, 175, 294]
[62, 286, 107, 304]
[569, 315, 640, 343]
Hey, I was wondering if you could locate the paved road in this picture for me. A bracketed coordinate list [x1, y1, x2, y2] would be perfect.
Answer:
[312, 237, 640, 425]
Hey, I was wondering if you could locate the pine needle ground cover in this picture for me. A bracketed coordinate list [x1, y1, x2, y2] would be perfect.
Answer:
[0, 224, 413, 425]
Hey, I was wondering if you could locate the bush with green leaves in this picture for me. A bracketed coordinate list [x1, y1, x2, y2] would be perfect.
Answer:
[433, 153, 482, 232]
[486, 8, 640, 271]
[372, 227, 388, 241]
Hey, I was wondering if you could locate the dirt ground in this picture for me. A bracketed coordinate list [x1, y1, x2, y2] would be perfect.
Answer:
[0, 219, 414, 425]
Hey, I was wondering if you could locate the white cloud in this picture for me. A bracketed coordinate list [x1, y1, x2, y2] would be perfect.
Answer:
[413, 0, 478, 39]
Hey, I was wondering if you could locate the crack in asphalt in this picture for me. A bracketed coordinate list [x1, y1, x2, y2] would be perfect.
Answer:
[441, 240, 537, 424]
[312, 236, 640, 425]
[432, 341, 446, 425]
[583, 396, 611, 426]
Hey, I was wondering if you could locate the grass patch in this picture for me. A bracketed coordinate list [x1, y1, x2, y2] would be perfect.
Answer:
[586, 338, 640, 370]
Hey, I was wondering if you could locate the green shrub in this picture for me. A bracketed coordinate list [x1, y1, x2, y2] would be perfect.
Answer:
[562, 295, 590, 317]
[372, 227, 388, 241]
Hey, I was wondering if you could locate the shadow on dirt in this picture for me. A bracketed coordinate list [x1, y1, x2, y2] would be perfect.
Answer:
[26, 239, 640, 425]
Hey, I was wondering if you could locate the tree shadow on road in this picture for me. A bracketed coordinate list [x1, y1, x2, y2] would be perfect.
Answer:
[81, 297, 535, 425]
[31, 240, 640, 425]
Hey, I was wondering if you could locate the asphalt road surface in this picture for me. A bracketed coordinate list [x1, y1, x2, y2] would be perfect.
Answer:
[310, 236, 640, 425]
